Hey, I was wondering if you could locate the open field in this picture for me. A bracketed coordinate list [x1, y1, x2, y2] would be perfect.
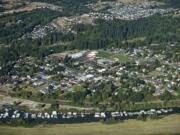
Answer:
[0, 2, 62, 16]
[118, 0, 148, 4]
[0, 114, 180, 135]
[0, 94, 51, 111]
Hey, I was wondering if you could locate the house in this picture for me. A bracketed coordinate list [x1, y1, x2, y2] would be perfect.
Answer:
[87, 51, 98, 60]
[32, 80, 45, 87]
[69, 51, 86, 59]
[97, 68, 106, 73]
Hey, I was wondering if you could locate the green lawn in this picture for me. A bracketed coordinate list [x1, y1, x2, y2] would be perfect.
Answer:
[0, 114, 180, 135]
[97, 50, 129, 63]
[122, 37, 146, 44]
[98, 51, 112, 58]
[113, 54, 129, 63]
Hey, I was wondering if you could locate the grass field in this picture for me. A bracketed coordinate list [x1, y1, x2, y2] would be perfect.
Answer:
[98, 50, 112, 58]
[0, 115, 180, 135]
[113, 54, 129, 63]
[98, 50, 129, 63]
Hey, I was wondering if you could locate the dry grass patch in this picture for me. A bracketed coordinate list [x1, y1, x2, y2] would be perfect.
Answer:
[0, 114, 180, 135]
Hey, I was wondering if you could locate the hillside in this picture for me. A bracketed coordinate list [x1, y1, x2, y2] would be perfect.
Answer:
[0, 0, 179, 116]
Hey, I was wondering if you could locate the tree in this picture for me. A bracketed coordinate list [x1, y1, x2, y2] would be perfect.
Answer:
[160, 90, 173, 102]
[71, 84, 86, 105]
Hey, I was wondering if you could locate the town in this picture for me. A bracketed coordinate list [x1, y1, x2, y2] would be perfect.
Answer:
[0, 43, 179, 111]
[17, 0, 178, 39]
[0, 0, 180, 134]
